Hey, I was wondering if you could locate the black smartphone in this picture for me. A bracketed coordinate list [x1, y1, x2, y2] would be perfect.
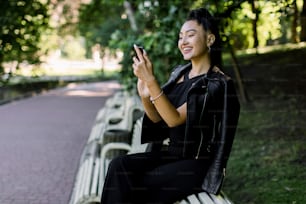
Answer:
[134, 46, 144, 60]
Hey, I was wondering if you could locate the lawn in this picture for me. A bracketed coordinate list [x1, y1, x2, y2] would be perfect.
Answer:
[222, 45, 306, 204]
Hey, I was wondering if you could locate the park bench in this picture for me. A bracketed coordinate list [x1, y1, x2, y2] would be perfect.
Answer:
[69, 91, 143, 204]
[69, 91, 234, 204]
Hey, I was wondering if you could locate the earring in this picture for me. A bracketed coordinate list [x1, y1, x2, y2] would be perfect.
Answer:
[208, 46, 211, 53]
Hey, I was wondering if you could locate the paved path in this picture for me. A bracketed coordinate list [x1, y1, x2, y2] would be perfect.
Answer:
[0, 81, 121, 204]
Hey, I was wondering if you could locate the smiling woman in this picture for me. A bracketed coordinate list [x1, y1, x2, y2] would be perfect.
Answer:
[101, 7, 240, 204]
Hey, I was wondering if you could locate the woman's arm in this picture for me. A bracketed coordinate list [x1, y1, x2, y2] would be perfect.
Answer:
[145, 79, 186, 127]
[137, 79, 162, 123]
[132, 45, 186, 127]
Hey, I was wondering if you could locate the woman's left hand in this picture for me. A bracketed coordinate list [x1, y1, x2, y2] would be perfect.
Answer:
[132, 45, 155, 83]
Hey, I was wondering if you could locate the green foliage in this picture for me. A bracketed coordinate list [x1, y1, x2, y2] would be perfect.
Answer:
[78, 0, 129, 55]
[78, 0, 195, 90]
[225, 0, 299, 49]
[79, 0, 250, 88]
[109, 1, 194, 89]
[0, 0, 49, 78]
[78, 0, 303, 89]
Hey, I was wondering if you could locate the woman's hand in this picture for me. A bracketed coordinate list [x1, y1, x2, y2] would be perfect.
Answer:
[132, 45, 155, 83]
[132, 45, 186, 127]
[137, 79, 150, 98]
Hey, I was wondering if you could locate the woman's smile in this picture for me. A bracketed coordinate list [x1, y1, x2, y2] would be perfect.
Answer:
[182, 46, 193, 54]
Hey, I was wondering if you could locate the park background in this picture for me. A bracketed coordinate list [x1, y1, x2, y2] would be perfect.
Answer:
[1, 0, 306, 203]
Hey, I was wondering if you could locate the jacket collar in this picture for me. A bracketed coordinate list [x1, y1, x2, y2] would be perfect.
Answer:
[164, 63, 222, 90]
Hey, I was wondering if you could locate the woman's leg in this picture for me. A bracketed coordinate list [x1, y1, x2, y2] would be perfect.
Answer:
[136, 159, 209, 204]
[101, 151, 209, 204]
[101, 151, 171, 204]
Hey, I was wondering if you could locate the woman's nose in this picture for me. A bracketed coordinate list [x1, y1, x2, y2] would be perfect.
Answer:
[181, 36, 188, 44]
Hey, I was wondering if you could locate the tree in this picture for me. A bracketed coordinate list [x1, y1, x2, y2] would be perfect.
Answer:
[0, 0, 49, 84]
[82, 0, 306, 103]
[249, 0, 259, 49]
[78, 0, 128, 74]
[292, 0, 299, 43]
[213, 0, 250, 103]
[79, 0, 250, 97]
[301, 0, 306, 41]
[79, 0, 194, 88]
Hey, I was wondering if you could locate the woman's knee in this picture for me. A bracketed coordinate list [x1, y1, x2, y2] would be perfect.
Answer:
[107, 155, 127, 172]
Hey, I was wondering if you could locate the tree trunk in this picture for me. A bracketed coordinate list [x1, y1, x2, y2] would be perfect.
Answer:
[301, 0, 306, 41]
[0, 53, 4, 84]
[215, 0, 250, 103]
[228, 44, 249, 103]
[250, 0, 259, 49]
[292, 0, 299, 43]
[123, 1, 138, 32]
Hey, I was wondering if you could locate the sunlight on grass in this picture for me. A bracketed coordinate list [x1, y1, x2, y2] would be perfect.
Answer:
[223, 42, 306, 63]
[238, 42, 306, 55]
[9, 59, 121, 86]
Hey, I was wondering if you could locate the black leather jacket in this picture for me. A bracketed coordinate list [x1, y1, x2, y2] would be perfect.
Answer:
[141, 63, 240, 194]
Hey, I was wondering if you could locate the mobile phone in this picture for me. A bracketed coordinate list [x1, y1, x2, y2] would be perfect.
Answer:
[134, 46, 144, 60]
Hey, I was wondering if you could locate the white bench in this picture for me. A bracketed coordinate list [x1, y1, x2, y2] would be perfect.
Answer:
[71, 141, 101, 204]
[69, 91, 144, 204]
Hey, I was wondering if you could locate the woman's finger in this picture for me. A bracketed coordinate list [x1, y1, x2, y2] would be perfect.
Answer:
[134, 44, 144, 62]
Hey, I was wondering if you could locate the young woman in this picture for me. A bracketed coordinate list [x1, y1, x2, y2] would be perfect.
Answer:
[101, 7, 240, 204]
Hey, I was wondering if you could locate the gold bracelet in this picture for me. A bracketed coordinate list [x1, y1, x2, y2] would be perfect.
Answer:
[150, 91, 163, 104]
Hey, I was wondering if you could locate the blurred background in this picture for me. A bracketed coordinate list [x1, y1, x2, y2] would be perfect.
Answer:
[1, 0, 305, 203]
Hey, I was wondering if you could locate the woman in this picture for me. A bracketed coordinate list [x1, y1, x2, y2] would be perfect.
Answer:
[101, 7, 240, 204]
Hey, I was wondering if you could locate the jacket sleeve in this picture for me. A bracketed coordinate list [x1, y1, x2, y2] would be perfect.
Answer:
[140, 113, 169, 144]
[202, 78, 240, 194]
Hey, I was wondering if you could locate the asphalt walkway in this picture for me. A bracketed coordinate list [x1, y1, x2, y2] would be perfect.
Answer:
[0, 81, 121, 204]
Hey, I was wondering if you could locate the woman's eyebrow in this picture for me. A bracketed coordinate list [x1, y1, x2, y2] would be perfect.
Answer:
[179, 29, 197, 34]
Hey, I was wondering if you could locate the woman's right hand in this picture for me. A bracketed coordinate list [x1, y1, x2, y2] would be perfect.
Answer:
[132, 45, 155, 83]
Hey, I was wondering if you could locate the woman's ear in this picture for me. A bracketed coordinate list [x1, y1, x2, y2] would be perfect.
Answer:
[207, 34, 215, 46]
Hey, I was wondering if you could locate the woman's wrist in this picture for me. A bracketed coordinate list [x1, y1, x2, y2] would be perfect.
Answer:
[140, 94, 150, 99]
[149, 91, 163, 104]
[145, 77, 157, 88]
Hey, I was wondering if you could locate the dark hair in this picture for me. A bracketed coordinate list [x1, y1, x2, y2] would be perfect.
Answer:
[187, 8, 222, 68]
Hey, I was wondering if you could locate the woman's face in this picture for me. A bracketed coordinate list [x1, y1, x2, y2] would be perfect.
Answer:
[178, 20, 209, 61]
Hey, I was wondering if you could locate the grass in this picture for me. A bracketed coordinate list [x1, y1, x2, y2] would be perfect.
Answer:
[222, 44, 306, 203]
[0, 62, 120, 103]
[225, 101, 306, 203]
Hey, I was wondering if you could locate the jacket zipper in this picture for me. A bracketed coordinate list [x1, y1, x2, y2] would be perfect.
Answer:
[196, 92, 208, 159]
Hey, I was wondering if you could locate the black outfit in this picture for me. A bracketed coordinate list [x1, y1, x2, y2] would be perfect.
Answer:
[101, 63, 240, 204]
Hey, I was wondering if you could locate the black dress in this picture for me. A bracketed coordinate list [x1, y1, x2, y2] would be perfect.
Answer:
[101, 70, 210, 204]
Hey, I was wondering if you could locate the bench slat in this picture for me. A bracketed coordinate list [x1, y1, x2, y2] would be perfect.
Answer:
[198, 192, 216, 204]
[186, 194, 201, 204]
[90, 157, 100, 195]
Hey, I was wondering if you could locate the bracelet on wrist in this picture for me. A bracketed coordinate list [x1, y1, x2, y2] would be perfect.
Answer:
[149, 91, 163, 104]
